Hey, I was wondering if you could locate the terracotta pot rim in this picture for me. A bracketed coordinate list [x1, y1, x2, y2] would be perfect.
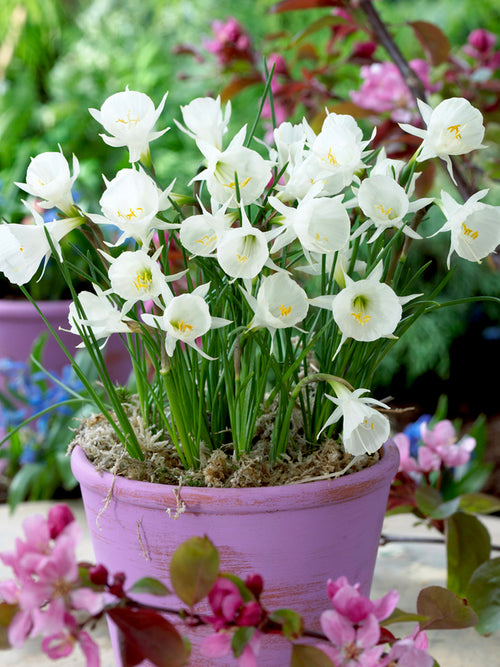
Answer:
[71, 441, 399, 514]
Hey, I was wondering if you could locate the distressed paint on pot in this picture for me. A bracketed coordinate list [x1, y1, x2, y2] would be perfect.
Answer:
[71, 440, 399, 666]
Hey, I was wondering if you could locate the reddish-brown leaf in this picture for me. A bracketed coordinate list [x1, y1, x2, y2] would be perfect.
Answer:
[108, 607, 189, 667]
[408, 21, 451, 66]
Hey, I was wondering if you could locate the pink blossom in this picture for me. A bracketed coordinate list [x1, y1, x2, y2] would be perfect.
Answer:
[381, 628, 433, 666]
[350, 60, 438, 122]
[204, 17, 254, 67]
[41, 613, 100, 666]
[420, 420, 476, 469]
[326, 576, 399, 624]
[320, 609, 385, 666]
[393, 433, 420, 474]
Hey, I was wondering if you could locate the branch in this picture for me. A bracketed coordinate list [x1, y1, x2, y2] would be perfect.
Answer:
[381, 533, 500, 552]
[357, 0, 473, 201]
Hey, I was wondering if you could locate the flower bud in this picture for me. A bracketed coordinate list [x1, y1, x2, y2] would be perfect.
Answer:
[47, 503, 75, 539]
[245, 573, 264, 599]
[89, 564, 109, 586]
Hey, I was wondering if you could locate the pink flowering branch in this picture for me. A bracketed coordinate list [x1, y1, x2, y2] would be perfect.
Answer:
[0, 504, 483, 666]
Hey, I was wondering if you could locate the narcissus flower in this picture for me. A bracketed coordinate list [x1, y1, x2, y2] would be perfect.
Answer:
[15, 150, 79, 215]
[105, 248, 186, 314]
[216, 210, 280, 282]
[142, 284, 231, 358]
[179, 200, 235, 257]
[175, 96, 231, 150]
[192, 126, 273, 206]
[311, 264, 419, 351]
[400, 97, 486, 181]
[243, 272, 309, 342]
[306, 112, 374, 195]
[269, 187, 350, 259]
[68, 287, 132, 347]
[354, 174, 433, 242]
[89, 167, 178, 247]
[89, 88, 168, 163]
[0, 207, 82, 285]
[319, 383, 391, 455]
[434, 189, 500, 267]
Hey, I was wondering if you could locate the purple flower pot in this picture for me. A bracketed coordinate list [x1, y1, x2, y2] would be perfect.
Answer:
[71, 440, 399, 666]
[0, 298, 131, 382]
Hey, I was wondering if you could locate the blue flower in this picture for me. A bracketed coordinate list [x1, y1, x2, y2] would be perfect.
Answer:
[403, 414, 432, 458]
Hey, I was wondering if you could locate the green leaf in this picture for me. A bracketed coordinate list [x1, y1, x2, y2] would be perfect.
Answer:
[231, 626, 254, 659]
[220, 573, 253, 603]
[0, 602, 18, 649]
[384, 607, 430, 626]
[417, 585, 478, 630]
[466, 557, 500, 635]
[291, 644, 335, 666]
[416, 485, 460, 519]
[270, 0, 343, 13]
[459, 493, 500, 515]
[269, 609, 303, 639]
[108, 607, 189, 667]
[169, 536, 219, 606]
[446, 512, 491, 597]
[128, 577, 170, 597]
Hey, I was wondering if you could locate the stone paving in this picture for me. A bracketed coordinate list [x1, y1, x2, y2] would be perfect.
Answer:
[1, 500, 499, 666]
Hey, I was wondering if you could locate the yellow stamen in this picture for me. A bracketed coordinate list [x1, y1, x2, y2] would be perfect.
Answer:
[351, 312, 371, 325]
[223, 176, 252, 189]
[447, 124, 463, 139]
[279, 304, 292, 317]
[363, 418, 374, 430]
[195, 234, 217, 246]
[237, 254, 248, 263]
[375, 204, 393, 217]
[116, 110, 140, 127]
[117, 207, 144, 220]
[327, 148, 337, 165]
[462, 222, 479, 240]
[315, 232, 329, 242]
[134, 270, 152, 291]
[173, 320, 193, 333]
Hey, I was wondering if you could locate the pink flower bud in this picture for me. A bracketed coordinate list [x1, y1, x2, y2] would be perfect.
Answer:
[467, 29, 497, 54]
[47, 504, 75, 539]
[88, 564, 108, 586]
[351, 41, 377, 59]
[237, 600, 263, 627]
[245, 573, 264, 599]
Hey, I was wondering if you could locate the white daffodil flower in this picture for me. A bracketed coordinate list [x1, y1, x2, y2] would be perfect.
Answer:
[370, 147, 406, 180]
[88, 167, 178, 247]
[104, 248, 186, 314]
[68, 286, 132, 348]
[294, 246, 367, 287]
[142, 284, 231, 358]
[434, 189, 500, 267]
[243, 273, 309, 342]
[89, 88, 169, 163]
[272, 119, 314, 172]
[311, 264, 419, 352]
[192, 126, 273, 207]
[354, 174, 433, 242]
[319, 383, 390, 455]
[399, 98, 486, 182]
[15, 150, 79, 215]
[175, 96, 231, 150]
[179, 200, 235, 257]
[305, 112, 374, 195]
[216, 210, 280, 282]
[0, 207, 82, 285]
[269, 187, 350, 260]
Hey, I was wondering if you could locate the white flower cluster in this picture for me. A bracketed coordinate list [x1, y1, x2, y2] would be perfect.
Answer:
[1, 89, 498, 457]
